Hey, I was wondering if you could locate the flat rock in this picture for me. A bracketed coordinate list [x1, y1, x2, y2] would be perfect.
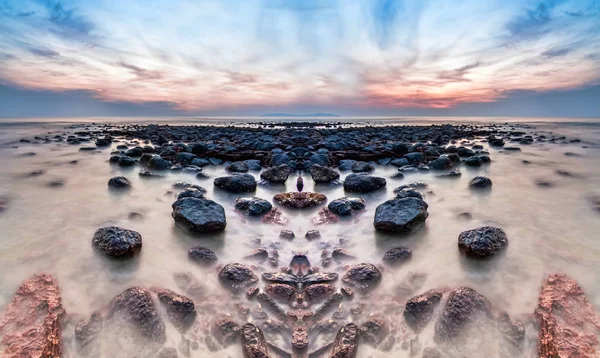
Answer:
[92, 226, 142, 258]
[374, 197, 429, 234]
[171, 197, 226, 233]
[0, 274, 65, 358]
[458, 226, 508, 258]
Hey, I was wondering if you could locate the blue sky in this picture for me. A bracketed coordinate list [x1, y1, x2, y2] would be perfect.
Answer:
[0, 0, 599, 117]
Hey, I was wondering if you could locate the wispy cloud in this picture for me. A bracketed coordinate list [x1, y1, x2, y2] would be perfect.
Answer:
[0, 0, 599, 111]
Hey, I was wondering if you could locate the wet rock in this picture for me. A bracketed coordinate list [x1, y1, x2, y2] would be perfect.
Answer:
[328, 197, 366, 216]
[108, 176, 131, 189]
[273, 192, 327, 209]
[428, 156, 453, 170]
[107, 287, 166, 344]
[404, 289, 444, 332]
[438, 168, 461, 178]
[457, 212, 472, 220]
[0, 274, 65, 358]
[343, 174, 386, 193]
[74, 312, 102, 354]
[219, 263, 259, 292]
[314, 293, 344, 319]
[234, 197, 273, 216]
[265, 284, 295, 302]
[244, 159, 262, 171]
[148, 156, 172, 170]
[214, 174, 257, 193]
[374, 197, 429, 234]
[458, 226, 508, 258]
[434, 286, 492, 345]
[117, 156, 136, 167]
[176, 188, 205, 200]
[241, 323, 272, 358]
[498, 311, 525, 355]
[342, 263, 382, 293]
[155, 288, 196, 332]
[171, 197, 226, 233]
[328, 323, 359, 358]
[463, 156, 483, 167]
[139, 169, 164, 178]
[535, 274, 600, 358]
[469, 176, 492, 189]
[245, 248, 269, 261]
[305, 284, 335, 301]
[279, 229, 295, 239]
[305, 229, 321, 240]
[227, 161, 249, 173]
[405, 152, 425, 164]
[394, 188, 424, 200]
[309, 164, 340, 183]
[360, 316, 389, 346]
[390, 158, 410, 167]
[188, 247, 217, 265]
[92, 226, 142, 258]
[260, 165, 292, 183]
[332, 248, 354, 261]
[212, 317, 241, 346]
[382, 247, 412, 266]
[351, 161, 374, 172]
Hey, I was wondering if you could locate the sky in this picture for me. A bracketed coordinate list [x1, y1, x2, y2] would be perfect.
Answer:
[0, 0, 599, 117]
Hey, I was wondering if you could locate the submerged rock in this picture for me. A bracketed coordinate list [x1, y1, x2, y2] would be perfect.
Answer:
[374, 197, 429, 234]
[382, 247, 412, 266]
[328, 323, 359, 358]
[214, 174, 257, 193]
[188, 247, 217, 265]
[458, 226, 508, 258]
[92, 226, 142, 258]
[536, 274, 600, 358]
[212, 317, 241, 346]
[260, 164, 293, 183]
[234, 197, 273, 216]
[469, 176, 492, 189]
[404, 289, 444, 333]
[309, 164, 340, 183]
[0, 274, 65, 358]
[107, 287, 166, 344]
[242, 323, 272, 358]
[171, 197, 226, 233]
[342, 263, 382, 293]
[273, 192, 327, 209]
[328, 197, 366, 216]
[227, 161, 249, 173]
[108, 176, 131, 189]
[360, 316, 389, 346]
[155, 288, 196, 332]
[343, 174, 386, 193]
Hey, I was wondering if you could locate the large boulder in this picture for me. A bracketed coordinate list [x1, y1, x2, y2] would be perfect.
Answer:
[0, 274, 65, 358]
[171, 197, 226, 233]
[155, 288, 196, 332]
[92, 226, 143, 258]
[328, 323, 359, 358]
[309, 164, 340, 183]
[404, 289, 444, 332]
[107, 287, 166, 344]
[214, 174, 257, 193]
[343, 174, 386, 193]
[328, 197, 366, 216]
[374, 197, 429, 234]
[536, 274, 600, 357]
[234, 197, 273, 216]
[273, 192, 327, 209]
[260, 164, 293, 183]
[458, 226, 508, 258]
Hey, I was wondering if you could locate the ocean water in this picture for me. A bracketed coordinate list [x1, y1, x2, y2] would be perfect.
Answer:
[0, 116, 599, 357]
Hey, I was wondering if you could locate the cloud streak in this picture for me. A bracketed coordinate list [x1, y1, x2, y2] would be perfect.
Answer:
[0, 0, 599, 111]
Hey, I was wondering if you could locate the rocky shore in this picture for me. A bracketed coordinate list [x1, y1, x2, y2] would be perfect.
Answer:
[1, 121, 597, 357]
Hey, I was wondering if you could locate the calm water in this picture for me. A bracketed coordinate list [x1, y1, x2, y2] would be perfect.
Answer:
[0, 117, 599, 357]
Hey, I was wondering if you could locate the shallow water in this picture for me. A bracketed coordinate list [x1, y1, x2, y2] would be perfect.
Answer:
[0, 117, 600, 357]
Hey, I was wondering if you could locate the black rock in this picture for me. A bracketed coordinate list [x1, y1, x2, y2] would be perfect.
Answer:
[469, 176, 492, 189]
[458, 226, 508, 258]
[138, 169, 163, 178]
[327, 197, 366, 216]
[117, 156, 136, 167]
[374, 197, 429, 234]
[234, 197, 273, 216]
[156, 288, 196, 332]
[107, 287, 166, 343]
[382, 247, 412, 266]
[342, 263, 382, 293]
[343, 174, 386, 193]
[351, 161, 374, 172]
[227, 161, 249, 173]
[214, 174, 257, 193]
[108, 176, 131, 189]
[260, 164, 293, 183]
[218, 263, 258, 291]
[171, 197, 226, 233]
[147, 156, 172, 170]
[404, 289, 444, 333]
[92, 226, 142, 258]
[188, 247, 217, 265]
[428, 156, 453, 170]
[309, 164, 340, 183]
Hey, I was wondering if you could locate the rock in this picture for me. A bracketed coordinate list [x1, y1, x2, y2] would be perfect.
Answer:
[338, 159, 356, 171]
[176, 188, 205, 200]
[188, 247, 217, 265]
[280, 230, 295, 239]
[219, 263, 259, 292]
[351, 161, 374, 172]
[422, 347, 443, 358]
[309, 153, 330, 167]
[469, 176, 492, 189]
[214, 174, 257, 193]
[305, 229, 321, 240]
[125, 147, 143, 157]
[498, 312, 525, 355]
[158, 347, 178, 358]
[273, 192, 327, 209]
[292, 327, 309, 351]
[404, 289, 444, 332]
[171, 197, 226, 233]
[390, 158, 410, 167]
[108, 176, 131, 189]
[342, 263, 382, 292]
[305, 284, 335, 301]
[0, 274, 65, 358]
[374, 197, 429, 234]
[234, 197, 273, 216]
[458, 226, 508, 258]
[107, 287, 166, 344]
[147, 156, 172, 170]
[328, 197, 366, 216]
[488, 136, 505, 147]
[242, 323, 272, 358]
[92, 226, 142, 258]
[212, 317, 241, 346]
[404, 152, 425, 164]
[434, 287, 492, 345]
[172, 182, 206, 191]
[227, 161, 249, 173]
[457, 147, 474, 157]
[428, 156, 453, 170]
[245, 248, 269, 261]
[463, 156, 483, 167]
[191, 142, 208, 155]
[74, 312, 102, 354]
[343, 174, 386, 193]
[309, 164, 340, 183]
[438, 168, 461, 178]
[118, 156, 136, 167]
[138, 169, 164, 178]
[190, 158, 210, 167]
[536, 274, 600, 358]
[328, 323, 359, 358]
[382, 247, 412, 266]
[175, 152, 196, 164]
[394, 188, 423, 200]
[360, 316, 389, 346]
[155, 288, 196, 332]
[332, 248, 355, 261]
